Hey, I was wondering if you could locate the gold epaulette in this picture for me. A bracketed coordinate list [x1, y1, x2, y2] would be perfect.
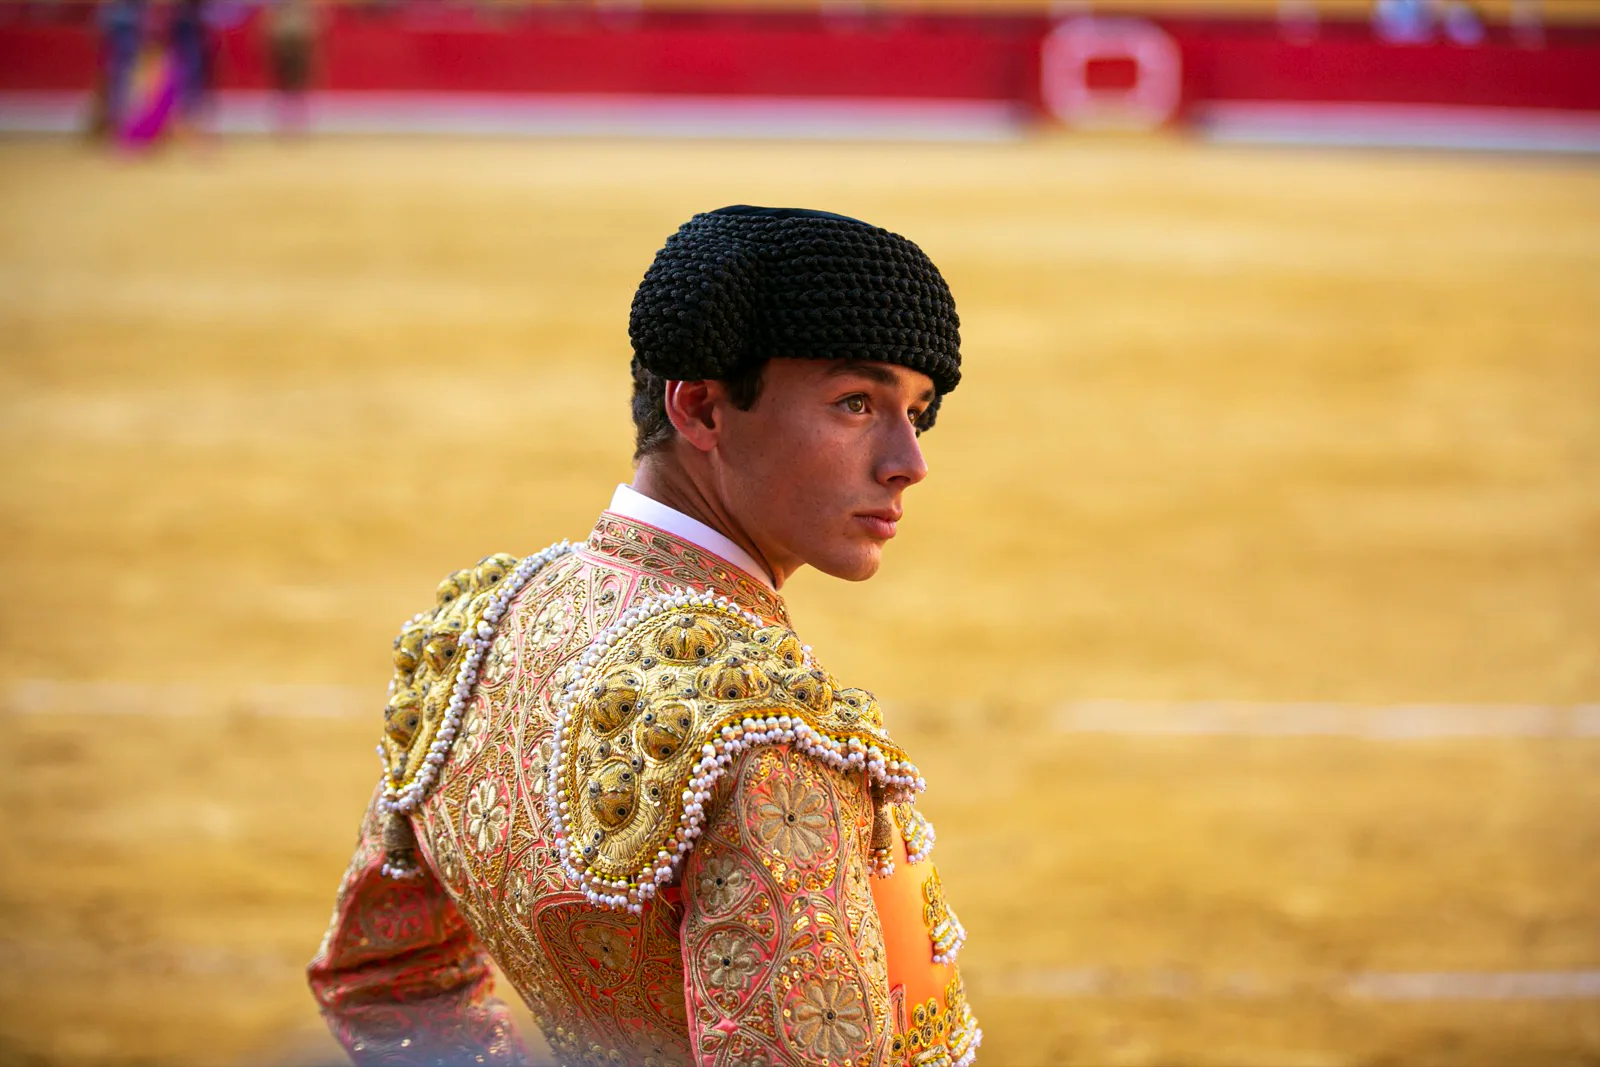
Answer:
[547, 590, 925, 911]
[377, 541, 578, 878]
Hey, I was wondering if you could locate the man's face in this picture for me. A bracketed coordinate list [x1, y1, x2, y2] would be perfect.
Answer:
[711, 358, 934, 582]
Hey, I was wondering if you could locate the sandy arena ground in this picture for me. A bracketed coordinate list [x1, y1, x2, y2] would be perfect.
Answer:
[0, 134, 1597, 1066]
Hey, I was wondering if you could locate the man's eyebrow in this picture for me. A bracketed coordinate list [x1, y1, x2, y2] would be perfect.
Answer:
[826, 362, 936, 404]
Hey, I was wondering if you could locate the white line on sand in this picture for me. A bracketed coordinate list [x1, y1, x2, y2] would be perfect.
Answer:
[2, 678, 368, 719]
[981, 966, 1600, 1001]
[5, 680, 1598, 738]
[1, 933, 1593, 1001]
[1053, 700, 1600, 739]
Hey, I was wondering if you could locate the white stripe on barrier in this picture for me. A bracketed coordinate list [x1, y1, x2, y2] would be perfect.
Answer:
[1196, 101, 1600, 155]
[0, 91, 1026, 143]
[981, 967, 1600, 1001]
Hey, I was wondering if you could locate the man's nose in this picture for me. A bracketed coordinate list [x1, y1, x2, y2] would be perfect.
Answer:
[878, 416, 929, 488]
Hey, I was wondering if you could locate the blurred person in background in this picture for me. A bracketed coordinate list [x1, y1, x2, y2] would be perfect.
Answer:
[306, 207, 981, 1067]
[90, 0, 146, 140]
[1373, 0, 1486, 43]
[1440, 1, 1485, 44]
[169, 0, 217, 136]
[1278, 0, 1320, 43]
[267, 0, 316, 135]
[118, 5, 183, 150]
[1374, 0, 1435, 42]
[1510, 0, 1545, 45]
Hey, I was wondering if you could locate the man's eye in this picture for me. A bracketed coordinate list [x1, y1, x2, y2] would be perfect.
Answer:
[843, 396, 868, 414]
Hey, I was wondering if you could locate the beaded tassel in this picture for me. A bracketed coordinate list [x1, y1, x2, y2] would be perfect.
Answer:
[380, 810, 421, 880]
[869, 786, 896, 878]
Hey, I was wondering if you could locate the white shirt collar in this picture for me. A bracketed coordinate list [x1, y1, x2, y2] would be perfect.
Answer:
[605, 484, 776, 591]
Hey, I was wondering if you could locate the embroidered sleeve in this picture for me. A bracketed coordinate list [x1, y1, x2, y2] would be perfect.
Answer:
[306, 785, 527, 1066]
[306, 548, 588, 1062]
[679, 743, 892, 1066]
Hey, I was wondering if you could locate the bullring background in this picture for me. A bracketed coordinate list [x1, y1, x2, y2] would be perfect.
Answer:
[2, 2, 1599, 1065]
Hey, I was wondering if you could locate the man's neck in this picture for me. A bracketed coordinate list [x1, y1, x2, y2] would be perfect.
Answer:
[630, 454, 790, 589]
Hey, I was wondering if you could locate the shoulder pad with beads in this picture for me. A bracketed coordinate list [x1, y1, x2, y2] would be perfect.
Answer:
[547, 590, 925, 911]
[376, 542, 579, 879]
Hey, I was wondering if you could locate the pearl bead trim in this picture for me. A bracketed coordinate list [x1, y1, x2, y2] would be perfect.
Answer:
[932, 911, 968, 966]
[378, 540, 578, 879]
[870, 847, 895, 880]
[380, 860, 421, 881]
[903, 808, 937, 867]
[546, 588, 926, 913]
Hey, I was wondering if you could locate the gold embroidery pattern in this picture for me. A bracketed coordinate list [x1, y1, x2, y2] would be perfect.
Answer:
[586, 514, 790, 627]
[419, 547, 699, 1065]
[890, 974, 981, 1067]
[682, 746, 891, 1067]
[381, 552, 525, 795]
[895, 802, 937, 865]
[377, 545, 579, 877]
[548, 597, 924, 910]
[921, 868, 967, 966]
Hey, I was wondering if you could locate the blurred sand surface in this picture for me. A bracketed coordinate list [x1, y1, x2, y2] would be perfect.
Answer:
[0, 135, 1596, 1065]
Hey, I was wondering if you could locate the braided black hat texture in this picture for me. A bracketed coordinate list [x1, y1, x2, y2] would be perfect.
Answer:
[629, 205, 961, 427]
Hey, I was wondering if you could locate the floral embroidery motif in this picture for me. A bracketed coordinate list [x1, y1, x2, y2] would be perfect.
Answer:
[433, 837, 464, 892]
[786, 976, 870, 1061]
[464, 780, 509, 855]
[528, 737, 555, 798]
[700, 930, 762, 994]
[529, 597, 575, 651]
[680, 737, 891, 1064]
[694, 853, 753, 915]
[481, 631, 518, 687]
[751, 765, 834, 867]
[507, 866, 535, 923]
[455, 693, 495, 765]
[575, 923, 632, 973]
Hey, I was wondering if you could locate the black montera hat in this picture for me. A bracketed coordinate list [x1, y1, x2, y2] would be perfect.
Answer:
[628, 205, 961, 428]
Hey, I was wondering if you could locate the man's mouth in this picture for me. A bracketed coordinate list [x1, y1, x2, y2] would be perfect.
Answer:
[854, 509, 901, 541]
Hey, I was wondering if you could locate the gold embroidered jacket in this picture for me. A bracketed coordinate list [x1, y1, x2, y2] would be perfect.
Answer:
[307, 513, 979, 1066]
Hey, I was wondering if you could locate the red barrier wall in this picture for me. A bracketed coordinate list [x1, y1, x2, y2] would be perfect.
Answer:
[3, 4, 1598, 114]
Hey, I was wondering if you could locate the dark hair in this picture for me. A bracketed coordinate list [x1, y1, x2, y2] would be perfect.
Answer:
[630, 360, 768, 460]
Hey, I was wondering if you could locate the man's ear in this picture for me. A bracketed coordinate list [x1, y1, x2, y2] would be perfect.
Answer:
[662, 380, 726, 453]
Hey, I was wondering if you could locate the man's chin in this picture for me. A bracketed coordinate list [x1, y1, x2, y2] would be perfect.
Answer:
[810, 545, 884, 583]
